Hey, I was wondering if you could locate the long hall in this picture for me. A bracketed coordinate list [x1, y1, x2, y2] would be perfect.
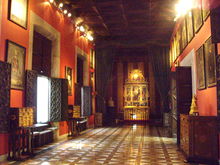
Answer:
[4, 125, 191, 165]
[0, 0, 220, 164]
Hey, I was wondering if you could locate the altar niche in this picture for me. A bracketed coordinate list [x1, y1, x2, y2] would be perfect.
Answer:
[124, 69, 150, 121]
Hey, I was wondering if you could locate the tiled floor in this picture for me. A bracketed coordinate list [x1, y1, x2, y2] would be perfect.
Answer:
[2, 125, 197, 165]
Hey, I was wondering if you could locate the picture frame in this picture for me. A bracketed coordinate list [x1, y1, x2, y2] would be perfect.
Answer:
[90, 49, 95, 69]
[181, 18, 188, 49]
[8, 0, 28, 29]
[204, 37, 217, 87]
[6, 40, 26, 90]
[179, 25, 183, 52]
[196, 46, 206, 90]
[65, 66, 73, 96]
[176, 31, 180, 56]
[186, 10, 194, 43]
[193, 0, 203, 33]
[202, 0, 210, 21]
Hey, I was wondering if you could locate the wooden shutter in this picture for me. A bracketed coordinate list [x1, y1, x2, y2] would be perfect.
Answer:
[50, 78, 68, 121]
[0, 61, 11, 133]
[81, 86, 92, 116]
[25, 70, 38, 123]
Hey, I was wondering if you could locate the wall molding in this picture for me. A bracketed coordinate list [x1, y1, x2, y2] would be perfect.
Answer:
[28, 11, 60, 77]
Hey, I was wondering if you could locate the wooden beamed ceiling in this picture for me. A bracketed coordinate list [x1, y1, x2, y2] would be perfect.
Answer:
[64, 0, 176, 48]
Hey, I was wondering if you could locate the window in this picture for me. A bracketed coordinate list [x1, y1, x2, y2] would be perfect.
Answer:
[37, 76, 50, 123]
[77, 57, 84, 86]
[32, 31, 52, 77]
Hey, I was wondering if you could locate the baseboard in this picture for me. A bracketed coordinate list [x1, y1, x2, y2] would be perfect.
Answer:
[0, 154, 7, 162]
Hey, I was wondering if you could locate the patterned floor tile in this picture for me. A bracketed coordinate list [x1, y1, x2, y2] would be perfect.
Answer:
[1, 125, 198, 165]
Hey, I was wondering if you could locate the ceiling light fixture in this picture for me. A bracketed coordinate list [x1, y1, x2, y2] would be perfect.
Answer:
[59, 3, 63, 8]
[68, 13, 72, 17]
[79, 26, 85, 32]
[174, 0, 193, 21]
[63, 9, 68, 14]
[49, 0, 54, 3]
[87, 34, 94, 41]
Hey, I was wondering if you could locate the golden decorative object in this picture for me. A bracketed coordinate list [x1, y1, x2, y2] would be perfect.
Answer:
[189, 95, 199, 116]
[124, 69, 149, 121]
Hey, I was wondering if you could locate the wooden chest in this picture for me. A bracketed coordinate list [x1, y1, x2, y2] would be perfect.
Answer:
[180, 114, 218, 164]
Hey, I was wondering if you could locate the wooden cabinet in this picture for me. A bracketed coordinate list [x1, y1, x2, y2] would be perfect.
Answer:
[180, 114, 218, 164]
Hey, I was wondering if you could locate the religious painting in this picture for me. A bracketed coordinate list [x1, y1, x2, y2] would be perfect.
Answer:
[193, 0, 203, 33]
[142, 87, 147, 101]
[175, 32, 180, 57]
[196, 46, 206, 90]
[186, 10, 194, 43]
[126, 87, 131, 101]
[179, 25, 183, 52]
[181, 18, 188, 49]
[8, 0, 28, 28]
[65, 66, 73, 96]
[204, 37, 217, 87]
[202, 0, 210, 21]
[133, 86, 140, 101]
[173, 38, 177, 61]
[6, 40, 26, 90]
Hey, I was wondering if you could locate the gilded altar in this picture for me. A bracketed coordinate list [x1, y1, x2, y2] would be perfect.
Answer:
[124, 69, 149, 121]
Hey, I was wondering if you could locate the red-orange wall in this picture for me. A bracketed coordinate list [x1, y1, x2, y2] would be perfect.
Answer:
[171, 17, 217, 116]
[0, 0, 93, 155]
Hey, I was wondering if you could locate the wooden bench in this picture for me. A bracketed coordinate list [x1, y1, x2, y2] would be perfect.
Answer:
[31, 124, 57, 148]
[68, 117, 87, 136]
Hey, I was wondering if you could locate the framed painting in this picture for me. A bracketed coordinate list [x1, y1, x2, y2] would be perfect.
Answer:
[204, 37, 217, 87]
[179, 25, 183, 52]
[90, 49, 95, 69]
[8, 0, 28, 28]
[186, 10, 194, 43]
[6, 40, 26, 90]
[65, 66, 73, 96]
[181, 18, 188, 49]
[175, 32, 180, 57]
[196, 46, 206, 90]
[193, 0, 203, 33]
[202, 0, 210, 21]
